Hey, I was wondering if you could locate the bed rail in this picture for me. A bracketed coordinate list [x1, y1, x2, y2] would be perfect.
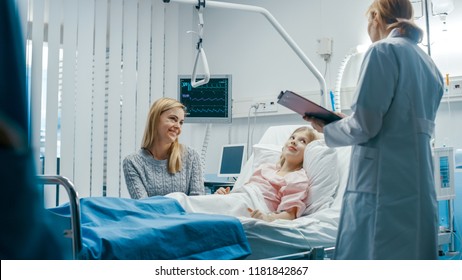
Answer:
[266, 246, 336, 260]
[37, 175, 82, 259]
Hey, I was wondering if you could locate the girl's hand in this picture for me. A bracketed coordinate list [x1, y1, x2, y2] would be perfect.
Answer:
[248, 207, 297, 221]
[247, 208, 274, 222]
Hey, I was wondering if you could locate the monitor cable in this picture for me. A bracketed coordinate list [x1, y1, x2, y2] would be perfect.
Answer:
[246, 103, 259, 160]
[334, 48, 358, 113]
[200, 123, 212, 178]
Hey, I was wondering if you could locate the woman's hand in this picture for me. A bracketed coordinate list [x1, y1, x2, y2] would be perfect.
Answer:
[214, 186, 230, 195]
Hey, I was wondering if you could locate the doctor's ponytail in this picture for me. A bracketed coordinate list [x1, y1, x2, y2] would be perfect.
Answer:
[369, 0, 423, 43]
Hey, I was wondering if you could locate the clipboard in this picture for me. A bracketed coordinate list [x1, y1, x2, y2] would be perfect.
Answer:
[277, 90, 342, 124]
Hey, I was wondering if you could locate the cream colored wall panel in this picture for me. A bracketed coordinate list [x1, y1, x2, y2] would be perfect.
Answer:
[135, 0, 153, 147]
[105, 0, 123, 197]
[43, 0, 62, 207]
[91, 0, 108, 197]
[60, 0, 78, 191]
[30, 0, 44, 170]
[74, 0, 95, 199]
[119, 0, 138, 198]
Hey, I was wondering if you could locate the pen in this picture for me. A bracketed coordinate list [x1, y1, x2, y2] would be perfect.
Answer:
[330, 90, 335, 112]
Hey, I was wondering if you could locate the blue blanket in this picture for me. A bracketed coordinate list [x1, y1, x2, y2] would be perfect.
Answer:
[49, 196, 251, 260]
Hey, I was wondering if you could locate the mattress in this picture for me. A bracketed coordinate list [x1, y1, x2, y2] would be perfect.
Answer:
[49, 196, 251, 260]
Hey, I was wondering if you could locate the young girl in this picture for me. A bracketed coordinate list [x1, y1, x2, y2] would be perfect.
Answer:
[216, 126, 318, 222]
[167, 126, 319, 222]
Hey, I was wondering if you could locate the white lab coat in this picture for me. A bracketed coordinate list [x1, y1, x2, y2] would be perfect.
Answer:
[324, 29, 444, 259]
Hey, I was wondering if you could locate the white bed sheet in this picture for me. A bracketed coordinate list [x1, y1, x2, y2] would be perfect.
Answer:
[170, 125, 350, 259]
[234, 125, 351, 259]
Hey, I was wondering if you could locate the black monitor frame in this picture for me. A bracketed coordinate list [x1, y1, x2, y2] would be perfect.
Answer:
[217, 144, 246, 178]
[178, 74, 232, 123]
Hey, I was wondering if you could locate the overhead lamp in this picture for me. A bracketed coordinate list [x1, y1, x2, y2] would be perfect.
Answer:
[432, 0, 455, 28]
[432, 0, 455, 16]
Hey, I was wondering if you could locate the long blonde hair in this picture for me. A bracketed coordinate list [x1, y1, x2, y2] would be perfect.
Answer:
[141, 97, 185, 174]
[278, 126, 319, 168]
[368, 0, 423, 43]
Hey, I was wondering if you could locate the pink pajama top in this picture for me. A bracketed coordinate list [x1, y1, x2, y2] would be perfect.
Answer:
[246, 163, 309, 218]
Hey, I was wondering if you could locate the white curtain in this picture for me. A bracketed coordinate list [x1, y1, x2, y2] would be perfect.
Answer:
[25, 0, 169, 205]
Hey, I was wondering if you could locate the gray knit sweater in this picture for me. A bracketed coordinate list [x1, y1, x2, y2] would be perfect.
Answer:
[123, 146, 204, 199]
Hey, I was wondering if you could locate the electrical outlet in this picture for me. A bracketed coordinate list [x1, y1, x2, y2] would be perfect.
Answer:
[449, 78, 462, 96]
[317, 37, 333, 56]
[255, 101, 278, 113]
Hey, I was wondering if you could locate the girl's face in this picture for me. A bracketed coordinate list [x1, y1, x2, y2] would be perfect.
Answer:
[156, 107, 185, 145]
[282, 130, 310, 166]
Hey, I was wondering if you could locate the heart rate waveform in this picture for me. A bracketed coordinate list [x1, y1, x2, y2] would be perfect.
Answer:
[184, 105, 228, 118]
[184, 96, 226, 103]
[179, 76, 231, 122]
[181, 79, 228, 92]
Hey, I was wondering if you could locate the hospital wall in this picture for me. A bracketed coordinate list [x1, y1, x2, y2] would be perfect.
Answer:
[19, 0, 461, 198]
[17, 0, 462, 259]
[172, 0, 462, 174]
[171, 1, 461, 258]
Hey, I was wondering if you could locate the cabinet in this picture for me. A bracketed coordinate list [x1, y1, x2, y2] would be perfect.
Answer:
[434, 147, 458, 256]
[204, 174, 235, 194]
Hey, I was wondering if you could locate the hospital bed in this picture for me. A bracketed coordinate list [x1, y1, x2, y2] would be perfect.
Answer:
[39, 124, 349, 260]
[234, 125, 351, 259]
[38, 176, 251, 260]
[162, 124, 350, 259]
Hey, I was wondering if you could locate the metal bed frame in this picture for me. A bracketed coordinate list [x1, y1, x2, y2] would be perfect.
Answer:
[38, 174, 333, 260]
[267, 247, 336, 260]
[38, 175, 82, 259]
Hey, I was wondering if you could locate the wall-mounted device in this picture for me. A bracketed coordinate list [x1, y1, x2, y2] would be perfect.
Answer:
[178, 74, 232, 123]
[433, 147, 455, 201]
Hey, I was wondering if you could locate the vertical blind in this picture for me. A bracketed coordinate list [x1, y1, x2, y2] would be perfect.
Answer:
[27, 0, 167, 205]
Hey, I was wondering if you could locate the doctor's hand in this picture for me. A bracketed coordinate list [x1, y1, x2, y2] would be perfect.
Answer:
[304, 111, 347, 133]
[215, 187, 230, 195]
[303, 116, 326, 133]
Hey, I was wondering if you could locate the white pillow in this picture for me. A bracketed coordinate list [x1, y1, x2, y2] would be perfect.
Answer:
[232, 144, 281, 192]
[303, 139, 339, 215]
[251, 143, 282, 171]
[247, 140, 340, 216]
[331, 146, 352, 209]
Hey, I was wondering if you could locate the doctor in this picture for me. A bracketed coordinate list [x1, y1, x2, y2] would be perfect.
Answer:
[1, 0, 63, 259]
[306, 0, 443, 259]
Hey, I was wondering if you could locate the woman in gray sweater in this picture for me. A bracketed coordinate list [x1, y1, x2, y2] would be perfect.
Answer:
[123, 98, 204, 198]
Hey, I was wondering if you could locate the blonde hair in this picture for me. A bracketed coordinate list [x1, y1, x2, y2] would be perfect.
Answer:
[141, 97, 185, 174]
[278, 126, 319, 168]
[368, 0, 423, 43]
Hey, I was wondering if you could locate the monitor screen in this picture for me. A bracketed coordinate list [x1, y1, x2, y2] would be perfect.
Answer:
[217, 144, 246, 178]
[178, 75, 232, 123]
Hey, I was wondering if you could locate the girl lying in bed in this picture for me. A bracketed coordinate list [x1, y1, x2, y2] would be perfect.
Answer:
[166, 126, 320, 222]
